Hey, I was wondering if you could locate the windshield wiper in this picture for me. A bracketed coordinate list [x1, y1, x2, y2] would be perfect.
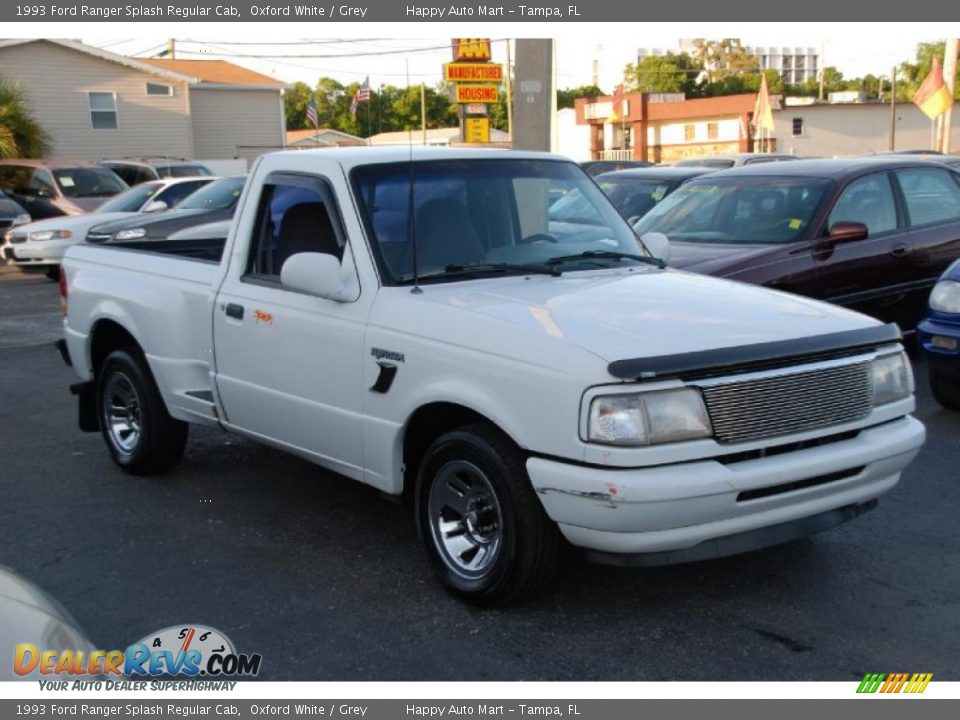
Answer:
[545, 250, 665, 269]
[398, 262, 561, 285]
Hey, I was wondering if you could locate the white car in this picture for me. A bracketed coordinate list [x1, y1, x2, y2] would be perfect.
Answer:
[59, 148, 924, 605]
[2, 176, 214, 279]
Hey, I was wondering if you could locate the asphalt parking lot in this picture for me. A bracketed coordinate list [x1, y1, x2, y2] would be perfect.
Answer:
[1, 268, 958, 681]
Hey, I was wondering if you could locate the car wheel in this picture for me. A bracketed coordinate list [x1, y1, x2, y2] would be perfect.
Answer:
[97, 348, 188, 474]
[415, 423, 562, 606]
[930, 368, 960, 410]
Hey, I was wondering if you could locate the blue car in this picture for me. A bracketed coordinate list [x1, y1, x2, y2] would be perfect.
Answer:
[918, 259, 960, 409]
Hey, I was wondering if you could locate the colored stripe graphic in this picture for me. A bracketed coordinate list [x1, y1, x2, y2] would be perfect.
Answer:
[857, 672, 932, 694]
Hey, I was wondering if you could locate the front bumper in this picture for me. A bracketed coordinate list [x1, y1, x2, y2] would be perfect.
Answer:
[527, 415, 924, 559]
[918, 316, 960, 377]
[2, 238, 74, 267]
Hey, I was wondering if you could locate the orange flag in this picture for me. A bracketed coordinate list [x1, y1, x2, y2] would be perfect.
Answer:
[752, 74, 775, 132]
[913, 57, 954, 120]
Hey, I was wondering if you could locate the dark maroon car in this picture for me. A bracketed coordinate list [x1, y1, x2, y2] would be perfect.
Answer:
[634, 158, 960, 330]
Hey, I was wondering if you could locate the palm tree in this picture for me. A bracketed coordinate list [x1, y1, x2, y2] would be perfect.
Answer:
[0, 76, 50, 158]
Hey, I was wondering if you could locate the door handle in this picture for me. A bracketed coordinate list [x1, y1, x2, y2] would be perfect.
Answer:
[891, 242, 912, 258]
[224, 303, 244, 319]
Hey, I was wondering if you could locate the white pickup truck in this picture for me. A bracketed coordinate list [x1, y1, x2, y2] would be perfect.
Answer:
[59, 148, 925, 605]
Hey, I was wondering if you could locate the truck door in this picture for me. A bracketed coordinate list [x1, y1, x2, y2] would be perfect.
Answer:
[212, 172, 368, 475]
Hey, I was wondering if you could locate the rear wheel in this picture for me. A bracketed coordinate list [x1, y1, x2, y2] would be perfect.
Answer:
[97, 349, 188, 474]
[415, 423, 562, 606]
[930, 368, 960, 410]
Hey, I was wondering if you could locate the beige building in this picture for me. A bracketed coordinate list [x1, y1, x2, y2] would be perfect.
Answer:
[367, 127, 510, 147]
[775, 100, 960, 157]
[286, 129, 366, 149]
[0, 39, 288, 164]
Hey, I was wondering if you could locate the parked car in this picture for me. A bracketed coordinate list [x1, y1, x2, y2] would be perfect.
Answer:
[85, 176, 245, 246]
[100, 159, 215, 186]
[59, 147, 923, 605]
[594, 166, 715, 222]
[633, 158, 960, 330]
[673, 153, 799, 169]
[917, 259, 960, 409]
[0, 188, 31, 238]
[0, 160, 128, 220]
[2, 176, 215, 279]
[580, 160, 654, 177]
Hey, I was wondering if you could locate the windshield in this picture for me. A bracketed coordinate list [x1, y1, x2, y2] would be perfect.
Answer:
[596, 176, 675, 221]
[97, 181, 163, 213]
[634, 176, 833, 244]
[52, 167, 128, 198]
[178, 177, 245, 210]
[352, 159, 646, 284]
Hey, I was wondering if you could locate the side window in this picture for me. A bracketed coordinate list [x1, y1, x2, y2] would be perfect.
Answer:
[247, 179, 344, 280]
[158, 180, 207, 208]
[896, 168, 960, 227]
[828, 174, 897, 237]
[29, 169, 57, 197]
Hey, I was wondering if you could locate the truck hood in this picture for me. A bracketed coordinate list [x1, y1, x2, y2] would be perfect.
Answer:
[667, 240, 778, 275]
[409, 268, 879, 363]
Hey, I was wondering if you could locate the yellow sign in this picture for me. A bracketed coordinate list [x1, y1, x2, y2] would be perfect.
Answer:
[455, 85, 499, 103]
[464, 117, 490, 144]
[445, 63, 504, 82]
[453, 38, 492, 62]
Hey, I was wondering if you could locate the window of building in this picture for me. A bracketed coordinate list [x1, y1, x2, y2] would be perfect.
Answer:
[146, 82, 173, 96]
[707, 122, 719, 140]
[792, 118, 804, 136]
[89, 92, 118, 129]
[683, 124, 696, 142]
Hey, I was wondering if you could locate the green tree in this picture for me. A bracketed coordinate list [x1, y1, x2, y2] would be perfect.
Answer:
[624, 53, 702, 95]
[284, 81, 315, 130]
[899, 41, 960, 101]
[0, 77, 49, 158]
[556, 84, 605, 109]
[689, 38, 759, 82]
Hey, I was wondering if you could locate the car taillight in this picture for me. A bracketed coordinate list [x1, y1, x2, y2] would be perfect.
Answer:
[58, 267, 67, 315]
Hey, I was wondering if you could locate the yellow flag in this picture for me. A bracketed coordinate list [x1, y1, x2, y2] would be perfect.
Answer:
[752, 74, 775, 131]
[913, 57, 954, 120]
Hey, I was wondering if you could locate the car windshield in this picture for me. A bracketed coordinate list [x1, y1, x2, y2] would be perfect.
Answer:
[178, 177, 245, 210]
[596, 176, 675, 221]
[52, 167, 128, 198]
[351, 159, 647, 284]
[156, 164, 213, 178]
[96, 182, 163, 212]
[634, 175, 833, 244]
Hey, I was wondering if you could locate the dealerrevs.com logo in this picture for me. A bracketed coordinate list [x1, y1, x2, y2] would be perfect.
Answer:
[14, 624, 262, 678]
[857, 673, 933, 694]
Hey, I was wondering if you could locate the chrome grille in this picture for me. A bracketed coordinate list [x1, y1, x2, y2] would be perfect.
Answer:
[86, 233, 112, 244]
[699, 360, 872, 444]
[8, 232, 27, 244]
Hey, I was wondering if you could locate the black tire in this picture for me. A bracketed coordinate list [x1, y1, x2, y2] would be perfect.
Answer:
[97, 348, 188, 475]
[930, 368, 960, 410]
[415, 423, 562, 606]
[45, 267, 60, 282]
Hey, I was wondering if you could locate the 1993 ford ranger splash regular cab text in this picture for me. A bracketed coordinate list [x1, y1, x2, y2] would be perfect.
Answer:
[57, 148, 925, 605]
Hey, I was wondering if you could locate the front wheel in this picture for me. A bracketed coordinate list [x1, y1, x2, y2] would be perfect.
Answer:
[97, 349, 188, 475]
[930, 368, 960, 410]
[415, 423, 562, 606]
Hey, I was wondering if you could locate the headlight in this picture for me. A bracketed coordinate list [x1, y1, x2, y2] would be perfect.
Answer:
[871, 352, 913, 406]
[13, 214, 31, 227]
[29, 229, 72, 242]
[929, 280, 960, 314]
[114, 228, 147, 241]
[588, 388, 713, 445]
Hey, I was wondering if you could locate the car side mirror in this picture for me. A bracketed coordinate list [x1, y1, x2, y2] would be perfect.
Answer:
[280, 252, 353, 302]
[827, 221, 868, 244]
[640, 231, 670, 265]
[143, 200, 168, 213]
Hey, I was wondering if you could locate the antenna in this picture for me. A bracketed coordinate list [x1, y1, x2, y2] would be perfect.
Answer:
[407, 59, 422, 294]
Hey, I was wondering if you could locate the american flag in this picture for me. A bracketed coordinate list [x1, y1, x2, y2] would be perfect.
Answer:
[350, 77, 371, 117]
[305, 98, 318, 129]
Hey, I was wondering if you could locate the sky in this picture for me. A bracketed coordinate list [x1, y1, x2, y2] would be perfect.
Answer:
[29, 21, 960, 92]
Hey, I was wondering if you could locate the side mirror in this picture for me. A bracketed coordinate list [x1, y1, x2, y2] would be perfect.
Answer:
[827, 221, 868, 244]
[143, 199, 168, 213]
[640, 231, 670, 265]
[280, 252, 352, 302]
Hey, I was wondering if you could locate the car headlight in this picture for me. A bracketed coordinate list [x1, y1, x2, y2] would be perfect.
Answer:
[870, 352, 913, 406]
[29, 229, 72, 242]
[588, 388, 713, 445]
[929, 280, 960, 314]
[13, 214, 31, 227]
[114, 228, 147, 241]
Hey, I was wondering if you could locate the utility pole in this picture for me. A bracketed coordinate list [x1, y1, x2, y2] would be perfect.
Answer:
[818, 40, 825, 101]
[167, 38, 175, 60]
[941, 38, 958, 153]
[889, 66, 897, 151]
[505, 39, 514, 143]
[420, 83, 427, 146]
